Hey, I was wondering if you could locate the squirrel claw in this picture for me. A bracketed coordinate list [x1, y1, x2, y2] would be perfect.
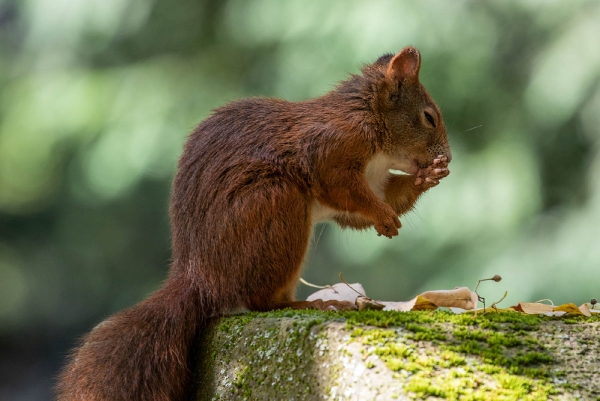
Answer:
[415, 156, 450, 187]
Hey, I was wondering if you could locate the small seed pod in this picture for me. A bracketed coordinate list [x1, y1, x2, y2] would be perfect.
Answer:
[492, 275, 502, 282]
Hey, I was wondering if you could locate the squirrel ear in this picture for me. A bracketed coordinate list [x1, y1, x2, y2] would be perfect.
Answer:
[386, 46, 421, 82]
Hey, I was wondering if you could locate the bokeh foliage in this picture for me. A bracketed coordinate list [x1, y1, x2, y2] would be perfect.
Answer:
[1, 0, 599, 399]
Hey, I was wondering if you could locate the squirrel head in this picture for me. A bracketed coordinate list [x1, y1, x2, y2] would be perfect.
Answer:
[367, 47, 451, 174]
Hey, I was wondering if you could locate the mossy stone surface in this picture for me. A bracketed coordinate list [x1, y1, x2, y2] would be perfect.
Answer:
[195, 310, 600, 400]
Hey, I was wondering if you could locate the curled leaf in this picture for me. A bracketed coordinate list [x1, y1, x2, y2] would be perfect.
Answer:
[578, 303, 592, 317]
[512, 302, 554, 314]
[356, 296, 384, 311]
[306, 282, 365, 304]
[413, 295, 440, 310]
[379, 295, 437, 312]
[553, 303, 584, 316]
[419, 287, 478, 310]
[379, 287, 477, 311]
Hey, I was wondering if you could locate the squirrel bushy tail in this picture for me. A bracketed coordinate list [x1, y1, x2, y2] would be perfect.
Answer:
[56, 272, 205, 401]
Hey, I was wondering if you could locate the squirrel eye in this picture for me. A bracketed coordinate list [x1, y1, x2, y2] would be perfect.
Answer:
[424, 111, 436, 127]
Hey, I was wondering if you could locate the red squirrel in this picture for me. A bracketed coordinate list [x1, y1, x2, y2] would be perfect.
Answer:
[57, 46, 451, 400]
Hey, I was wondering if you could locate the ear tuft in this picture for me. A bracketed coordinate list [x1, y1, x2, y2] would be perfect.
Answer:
[386, 46, 421, 82]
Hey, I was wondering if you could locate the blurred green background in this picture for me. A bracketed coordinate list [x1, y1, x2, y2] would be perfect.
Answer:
[1, 0, 600, 398]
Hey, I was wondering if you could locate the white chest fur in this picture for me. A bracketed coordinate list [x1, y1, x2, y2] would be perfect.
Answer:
[310, 153, 402, 225]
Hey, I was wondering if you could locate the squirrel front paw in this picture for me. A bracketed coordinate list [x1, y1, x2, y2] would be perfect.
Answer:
[414, 155, 450, 187]
[374, 205, 401, 238]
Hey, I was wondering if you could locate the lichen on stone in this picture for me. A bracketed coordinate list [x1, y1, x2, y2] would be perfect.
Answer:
[196, 310, 600, 400]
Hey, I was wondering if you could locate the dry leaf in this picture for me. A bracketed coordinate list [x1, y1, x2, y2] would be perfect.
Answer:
[510, 302, 593, 317]
[413, 295, 440, 310]
[553, 303, 584, 315]
[306, 283, 365, 304]
[305, 281, 595, 319]
[356, 296, 384, 311]
[419, 287, 478, 310]
[306, 283, 384, 311]
[379, 298, 418, 312]
[379, 287, 476, 312]
[578, 303, 592, 317]
[512, 302, 554, 314]
[379, 295, 438, 312]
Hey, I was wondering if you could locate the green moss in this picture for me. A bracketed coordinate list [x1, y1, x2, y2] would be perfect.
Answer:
[341, 309, 546, 330]
[481, 363, 502, 374]
[405, 323, 447, 341]
[349, 327, 364, 337]
[200, 309, 598, 400]
[453, 328, 487, 341]
[401, 364, 559, 400]
[513, 352, 553, 366]
[405, 377, 446, 398]
[440, 350, 466, 367]
[343, 311, 568, 400]
[374, 342, 412, 358]
[447, 336, 553, 378]
[486, 332, 522, 347]
[362, 328, 397, 345]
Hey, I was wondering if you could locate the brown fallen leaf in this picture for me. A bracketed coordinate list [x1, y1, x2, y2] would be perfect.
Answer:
[356, 296, 385, 311]
[512, 302, 554, 314]
[578, 303, 592, 317]
[306, 280, 383, 310]
[413, 295, 440, 310]
[371, 287, 478, 312]
[419, 287, 479, 310]
[553, 303, 584, 315]
[379, 298, 417, 312]
[305, 280, 596, 319]
[511, 302, 593, 317]
[306, 282, 365, 304]
[379, 295, 438, 312]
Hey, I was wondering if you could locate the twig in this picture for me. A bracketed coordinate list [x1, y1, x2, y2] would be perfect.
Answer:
[299, 278, 337, 293]
[491, 291, 508, 311]
[338, 272, 368, 297]
[474, 274, 502, 294]
[474, 274, 502, 314]
[338, 272, 384, 308]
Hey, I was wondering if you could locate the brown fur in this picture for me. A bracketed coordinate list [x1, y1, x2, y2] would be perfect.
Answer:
[56, 47, 451, 400]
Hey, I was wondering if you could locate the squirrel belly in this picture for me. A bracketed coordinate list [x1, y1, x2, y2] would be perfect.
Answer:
[311, 152, 410, 225]
[56, 46, 451, 400]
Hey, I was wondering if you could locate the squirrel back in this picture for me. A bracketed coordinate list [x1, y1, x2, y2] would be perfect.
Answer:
[57, 46, 451, 400]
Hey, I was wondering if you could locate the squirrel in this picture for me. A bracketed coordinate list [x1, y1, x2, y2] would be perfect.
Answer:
[56, 46, 451, 400]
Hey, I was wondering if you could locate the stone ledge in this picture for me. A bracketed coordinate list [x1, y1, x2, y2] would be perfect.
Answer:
[195, 311, 600, 400]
